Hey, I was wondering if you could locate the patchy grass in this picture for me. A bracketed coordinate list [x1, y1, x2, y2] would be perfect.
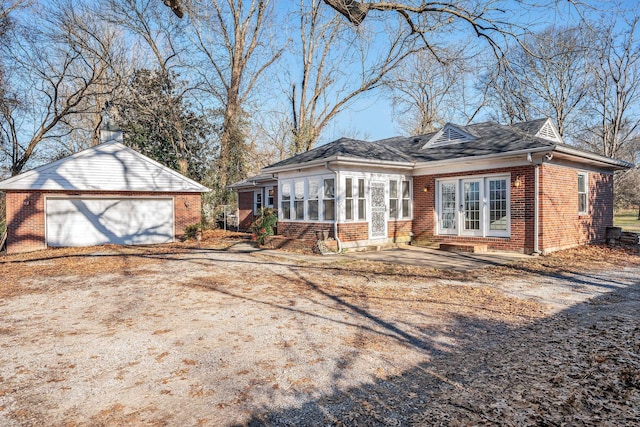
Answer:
[615, 209, 640, 232]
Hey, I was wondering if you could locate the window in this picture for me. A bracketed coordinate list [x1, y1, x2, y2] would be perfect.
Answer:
[308, 179, 319, 220]
[578, 172, 588, 214]
[254, 191, 262, 215]
[323, 178, 335, 221]
[389, 180, 398, 218]
[357, 178, 366, 220]
[294, 180, 305, 220]
[345, 177, 354, 221]
[401, 180, 411, 219]
[489, 179, 507, 230]
[280, 182, 291, 220]
[267, 187, 275, 207]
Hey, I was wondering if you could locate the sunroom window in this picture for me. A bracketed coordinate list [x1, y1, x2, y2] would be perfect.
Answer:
[308, 179, 319, 220]
[281, 183, 291, 220]
[294, 180, 305, 220]
[345, 177, 354, 221]
[323, 178, 335, 221]
[357, 178, 366, 220]
[389, 180, 398, 218]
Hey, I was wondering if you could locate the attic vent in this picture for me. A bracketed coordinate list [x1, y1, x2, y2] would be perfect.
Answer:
[537, 122, 559, 142]
[435, 127, 468, 144]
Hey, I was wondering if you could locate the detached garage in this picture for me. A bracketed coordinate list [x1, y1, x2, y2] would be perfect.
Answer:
[0, 131, 209, 254]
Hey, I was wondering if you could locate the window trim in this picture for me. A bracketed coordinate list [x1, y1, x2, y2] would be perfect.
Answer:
[254, 190, 263, 215]
[345, 176, 355, 221]
[578, 171, 588, 215]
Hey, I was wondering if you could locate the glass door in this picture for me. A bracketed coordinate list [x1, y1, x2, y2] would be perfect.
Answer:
[462, 179, 482, 236]
[438, 181, 458, 234]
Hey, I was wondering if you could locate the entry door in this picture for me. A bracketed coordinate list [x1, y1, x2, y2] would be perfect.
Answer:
[370, 181, 387, 239]
[438, 181, 458, 234]
[461, 179, 482, 236]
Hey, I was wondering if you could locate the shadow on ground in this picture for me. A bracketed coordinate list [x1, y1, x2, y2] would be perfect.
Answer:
[237, 279, 640, 426]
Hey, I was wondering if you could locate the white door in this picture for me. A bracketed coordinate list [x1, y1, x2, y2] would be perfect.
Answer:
[46, 197, 174, 247]
[370, 181, 387, 239]
[461, 179, 483, 236]
[438, 180, 458, 235]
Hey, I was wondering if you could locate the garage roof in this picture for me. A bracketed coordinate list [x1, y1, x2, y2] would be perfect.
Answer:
[0, 141, 209, 192]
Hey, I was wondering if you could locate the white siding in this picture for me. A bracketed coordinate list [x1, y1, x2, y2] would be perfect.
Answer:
[0, 143, 209, 192]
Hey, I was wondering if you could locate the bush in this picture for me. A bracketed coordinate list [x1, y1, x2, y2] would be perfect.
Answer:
[184, 223, 203, 239]
[250, 207, 277, 245]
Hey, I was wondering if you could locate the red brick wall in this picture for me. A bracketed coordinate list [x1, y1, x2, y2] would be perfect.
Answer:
[174, 193, 202, 239]
[337, 222, 368, 241]
[5, 190, 202, 254]
[238, 190, 255, 231]
[539, 164, 613, 252]
[412, 166, 536, 253]
[388, 219, 412, 241]
[5, 191, 46, 254]
[278, 222, 334, 240]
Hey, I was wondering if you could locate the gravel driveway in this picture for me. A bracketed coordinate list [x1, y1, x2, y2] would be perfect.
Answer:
[0, 243, 638, 426]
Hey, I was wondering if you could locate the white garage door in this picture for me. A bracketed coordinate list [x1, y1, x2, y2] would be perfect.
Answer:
[46, 197, 174, 247]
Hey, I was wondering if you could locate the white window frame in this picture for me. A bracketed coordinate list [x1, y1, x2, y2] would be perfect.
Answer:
[266, 186, 275, 208]
[254, 190, 263, 215]
[278, 175, 335, 222]
[345, 176, 355, 221]
[578, 171, 588, 215]
[435, 174, 510, 238]
[357, 178, 366, 221]
[401, 180, 411, 219]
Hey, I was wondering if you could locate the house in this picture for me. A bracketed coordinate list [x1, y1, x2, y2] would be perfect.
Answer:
[231, 119, 632, 254]
[0, 129, 209, 254]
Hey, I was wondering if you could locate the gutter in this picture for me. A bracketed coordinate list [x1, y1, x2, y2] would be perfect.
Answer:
[263, 155, 414, 174]
[553, 145, 634, 169]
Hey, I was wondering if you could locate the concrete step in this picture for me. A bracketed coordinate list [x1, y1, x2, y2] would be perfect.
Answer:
[439, 243, 488, 253]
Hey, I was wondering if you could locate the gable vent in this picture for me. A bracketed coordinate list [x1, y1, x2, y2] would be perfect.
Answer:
[537, 122, 560, 142]
[434, 127, 468, 144]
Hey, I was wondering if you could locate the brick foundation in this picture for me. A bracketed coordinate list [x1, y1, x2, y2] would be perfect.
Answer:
[5, 190, 202, 254]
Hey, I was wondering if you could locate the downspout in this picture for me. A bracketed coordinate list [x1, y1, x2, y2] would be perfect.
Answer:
[529, 152, 554, 255]
[325, 161, 342, 253]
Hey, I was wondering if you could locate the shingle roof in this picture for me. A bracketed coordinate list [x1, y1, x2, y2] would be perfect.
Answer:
[0, 142, 210, 192]
[264, 120, 558, 170]
[377, 120, 556, 163]
[266, 137, 414, 169]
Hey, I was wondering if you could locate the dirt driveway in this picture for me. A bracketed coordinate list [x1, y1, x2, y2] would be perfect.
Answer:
[0, 239, 639, 426]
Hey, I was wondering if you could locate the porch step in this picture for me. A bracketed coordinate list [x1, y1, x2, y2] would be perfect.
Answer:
[439, 243, 488, 253]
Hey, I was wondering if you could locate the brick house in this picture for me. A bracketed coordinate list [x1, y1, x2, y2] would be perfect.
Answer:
[232, 119, 632, 254]
[0, 130, 209, 254]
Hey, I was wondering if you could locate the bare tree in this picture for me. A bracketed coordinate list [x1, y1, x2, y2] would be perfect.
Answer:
[482, 25, 589, 137]
[0, 1, 123, 175]
[105, 0, 196, 174]
[578, 16, 640, 159]
[285, 0, 424, 154]
[386, 48, 468, 135]
[188, 0, 283, 201]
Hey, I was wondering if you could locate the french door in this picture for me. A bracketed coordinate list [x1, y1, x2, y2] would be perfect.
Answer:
[461, 179, 482, 236]
[437, 176, 510, 238]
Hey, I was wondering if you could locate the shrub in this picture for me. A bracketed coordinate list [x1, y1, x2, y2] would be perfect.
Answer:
[250, 207, 277, 245]
[184, 223, 203, 239]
